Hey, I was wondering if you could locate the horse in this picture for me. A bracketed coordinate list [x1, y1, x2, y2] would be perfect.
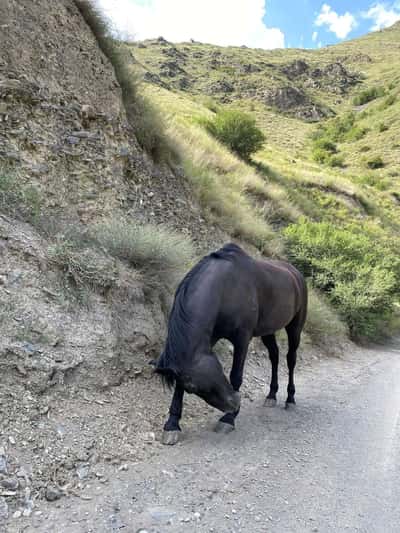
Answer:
[156, 243, 307, 445]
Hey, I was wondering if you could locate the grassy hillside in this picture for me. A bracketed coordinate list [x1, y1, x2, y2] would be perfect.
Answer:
[126, 23, 400, 340]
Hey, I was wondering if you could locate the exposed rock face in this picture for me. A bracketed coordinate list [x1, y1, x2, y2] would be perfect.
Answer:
[308, 62, 360, 94]
[281, 59, 309, 79]
[0, 0, 212, 396]
[281, 59, 360, 95]
[159, 60, 186, 77]
[143, 71, 169, 88]
[262, 86, 330, 121]
[206, 79, 235, 95]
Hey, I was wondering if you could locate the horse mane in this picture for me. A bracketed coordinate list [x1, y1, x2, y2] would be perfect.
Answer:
[156, 243, 245, 387]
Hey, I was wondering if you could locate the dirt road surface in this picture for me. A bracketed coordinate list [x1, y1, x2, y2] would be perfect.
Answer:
[5, 341, 400, 533]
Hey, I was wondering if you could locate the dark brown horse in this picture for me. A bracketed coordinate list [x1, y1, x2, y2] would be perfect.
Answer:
[156, 243, 307, 444]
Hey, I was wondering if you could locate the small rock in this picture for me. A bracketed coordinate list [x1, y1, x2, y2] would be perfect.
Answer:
[1, 477, 19, 490]
[143, 432, 155, 443]
[13, 510, 22, 519]
[0, 497, 8, 521]
[45, 486, 62, 502]
[8, 436, 16, 445]
[0, 455, 7, 474]
[76, 464, 90, 480]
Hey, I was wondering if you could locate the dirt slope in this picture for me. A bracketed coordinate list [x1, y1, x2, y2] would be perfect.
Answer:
[0, 0, 226, 526]
[0, 0, 208, 231]
[4, 342, 400, 533]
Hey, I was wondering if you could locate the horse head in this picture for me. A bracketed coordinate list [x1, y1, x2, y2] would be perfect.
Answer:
[180, 353, 240, 413]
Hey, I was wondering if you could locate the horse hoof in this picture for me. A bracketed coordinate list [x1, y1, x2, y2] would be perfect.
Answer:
[285, 401, 296, 410]
[264, 398, 277, 407]
[162, 430, 180, 445]
[214, 421, 235, 434]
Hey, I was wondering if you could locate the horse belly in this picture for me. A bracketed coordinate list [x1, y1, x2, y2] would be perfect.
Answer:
[254, 297, 298, 336]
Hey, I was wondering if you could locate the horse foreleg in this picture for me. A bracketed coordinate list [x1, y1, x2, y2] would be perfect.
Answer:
[215, 334, 250, 432]
[162, 384, 184, 445]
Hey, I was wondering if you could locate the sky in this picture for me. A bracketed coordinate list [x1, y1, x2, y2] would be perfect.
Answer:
[95, 0, 400, 49]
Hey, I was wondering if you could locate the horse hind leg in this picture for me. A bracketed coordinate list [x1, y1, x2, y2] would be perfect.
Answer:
[262, 334, 279, 407]
[285, 317, 302, 408]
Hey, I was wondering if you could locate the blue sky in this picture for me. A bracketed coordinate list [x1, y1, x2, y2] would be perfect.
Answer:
[265, 0, 400, 48]
[97, 0, 400, 49]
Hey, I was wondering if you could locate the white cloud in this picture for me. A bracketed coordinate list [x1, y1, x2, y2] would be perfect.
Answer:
[362, 3, 400, 30]
[315, 3, 357, 39]
[312, 31, 318, 42]
[95, 0, 285, 49]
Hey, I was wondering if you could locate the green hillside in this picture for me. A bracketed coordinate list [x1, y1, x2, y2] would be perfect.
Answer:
[125, 23, 400, 339]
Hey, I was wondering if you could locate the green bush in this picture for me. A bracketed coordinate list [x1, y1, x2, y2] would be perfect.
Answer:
[365, 155, 384, 169]
[313, 138, 337, 153]
[356, 174, 389, 190]
[305, 286, 348, 342]
[344, 126, 368, 141]
[328, 155, 345, 168]
[310, 112, 365, 165]
[380, 93, 396, 109]
[378, 122, 389, 132]
[353, 86, 385, 106]
[203, 109, 265, 160]
[284, 219, 400, 338]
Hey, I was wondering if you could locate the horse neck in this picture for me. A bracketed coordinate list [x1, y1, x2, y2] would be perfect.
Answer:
[165, 283, 217, 369]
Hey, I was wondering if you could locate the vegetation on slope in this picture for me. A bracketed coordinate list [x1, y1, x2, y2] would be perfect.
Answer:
[128, 22, 400, 340]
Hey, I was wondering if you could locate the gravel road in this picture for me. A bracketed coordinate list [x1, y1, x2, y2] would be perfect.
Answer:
[6, 341, 400, 533]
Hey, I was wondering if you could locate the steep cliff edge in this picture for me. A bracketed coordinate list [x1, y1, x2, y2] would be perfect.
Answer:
[0, 0, 228, 520]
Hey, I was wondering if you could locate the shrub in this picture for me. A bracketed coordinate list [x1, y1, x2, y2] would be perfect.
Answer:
[353, 86, 385, 106]
[0, 170, 43, 222]
[48, 238, 118, 292]
[313, 138, 337, 153]
[328, 155, 345, 168]
[305, 286, 348, 342]
[203, 109, 265, 160]
[311, 139, 344, 167]
[312, 147, 330, 164]
[359, 145, 371, 152]
[356, 174, 389, 190]
[378, 122, 389, 132]
[91, 219, 195, 286]
[365, 155, 384, 169]
[344, 126, 368, 141]
[284, 219, 400, 338]
[74, 0, 176, 164]
[380, 93, 396, 109]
